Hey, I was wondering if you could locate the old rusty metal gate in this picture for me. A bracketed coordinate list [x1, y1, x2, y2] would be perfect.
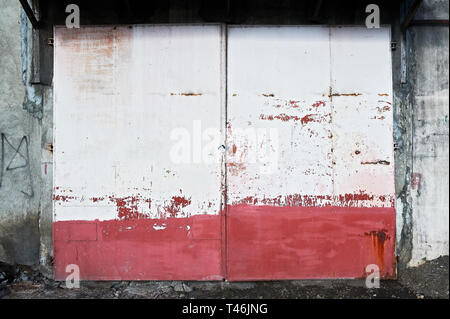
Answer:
[53, 25, 395, 280]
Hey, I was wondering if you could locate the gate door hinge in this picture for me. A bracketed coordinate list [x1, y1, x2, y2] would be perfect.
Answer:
[391, 41, 397, 51]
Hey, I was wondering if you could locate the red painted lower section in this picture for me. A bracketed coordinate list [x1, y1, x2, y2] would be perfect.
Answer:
[53, 215, 222, 280]
[227, 205, 396, 281]
[54, 205, 396, 281]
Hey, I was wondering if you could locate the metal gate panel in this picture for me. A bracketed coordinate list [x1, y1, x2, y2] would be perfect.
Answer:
[54, 25, 395, 281]
[53, 25, 225, 280]
[226, 26, 395, 280]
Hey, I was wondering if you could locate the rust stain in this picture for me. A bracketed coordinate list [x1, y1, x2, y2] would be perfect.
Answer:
[170, 92, 202, 96]
[365, 230, 388, 242]
[355, 150, 361, 155]
[46, 143, 53, 154]
[261, 93, 275, 97]
[377, 105, 391, 113]
[361, 160, 390, 165]
[330, 92, 362, 97]
[378, 93, 389, 96]
[259, 112, 326, 124]
[365, 229, 390, 272]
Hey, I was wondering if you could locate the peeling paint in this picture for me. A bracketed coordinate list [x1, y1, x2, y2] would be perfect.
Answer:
[329, 92, 362, 97]
[170, 92, 203, 96]
[361, 160, 391, 165]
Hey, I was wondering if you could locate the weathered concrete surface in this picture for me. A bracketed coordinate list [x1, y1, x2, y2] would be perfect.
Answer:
[0, 0, 53, 270]
[0, 0, 41, 266]
[407, 0, 449, 266]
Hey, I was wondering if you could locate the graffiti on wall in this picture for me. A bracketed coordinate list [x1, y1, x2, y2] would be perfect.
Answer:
[0, 133, 33, 197]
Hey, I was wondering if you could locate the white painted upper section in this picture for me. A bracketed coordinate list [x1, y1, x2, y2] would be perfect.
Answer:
[227, 26, 333, 202]
[54, 25, 395, 222]
[227, 26, 394, 207]
[54, 25, 224, 221]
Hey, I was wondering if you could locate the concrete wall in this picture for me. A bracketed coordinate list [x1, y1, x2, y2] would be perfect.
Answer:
[407, 0, 449, 266]
[0, 0, 40, 265]
[0, 0, 53, 271]
[0, 0, 448, 275]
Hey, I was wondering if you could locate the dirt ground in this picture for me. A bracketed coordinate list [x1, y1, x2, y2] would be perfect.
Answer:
[1, 256, 448, 299]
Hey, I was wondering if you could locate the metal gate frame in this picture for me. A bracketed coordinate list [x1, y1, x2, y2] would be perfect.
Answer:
[53, 24, 396, 281]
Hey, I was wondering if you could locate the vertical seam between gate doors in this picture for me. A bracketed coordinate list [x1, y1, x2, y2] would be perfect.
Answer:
[221, 23, 229, 280]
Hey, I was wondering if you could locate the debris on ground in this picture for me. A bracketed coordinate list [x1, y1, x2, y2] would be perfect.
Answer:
[1, 256, 448, 299]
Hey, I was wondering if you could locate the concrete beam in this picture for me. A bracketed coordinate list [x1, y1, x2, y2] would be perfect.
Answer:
[18, 0, 40, 29]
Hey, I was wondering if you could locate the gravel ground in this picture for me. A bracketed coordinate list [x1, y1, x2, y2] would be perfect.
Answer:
[1, 256, 448, 299]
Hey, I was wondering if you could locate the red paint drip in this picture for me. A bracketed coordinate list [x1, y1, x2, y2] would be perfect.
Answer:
[365, 229, 389, 273]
